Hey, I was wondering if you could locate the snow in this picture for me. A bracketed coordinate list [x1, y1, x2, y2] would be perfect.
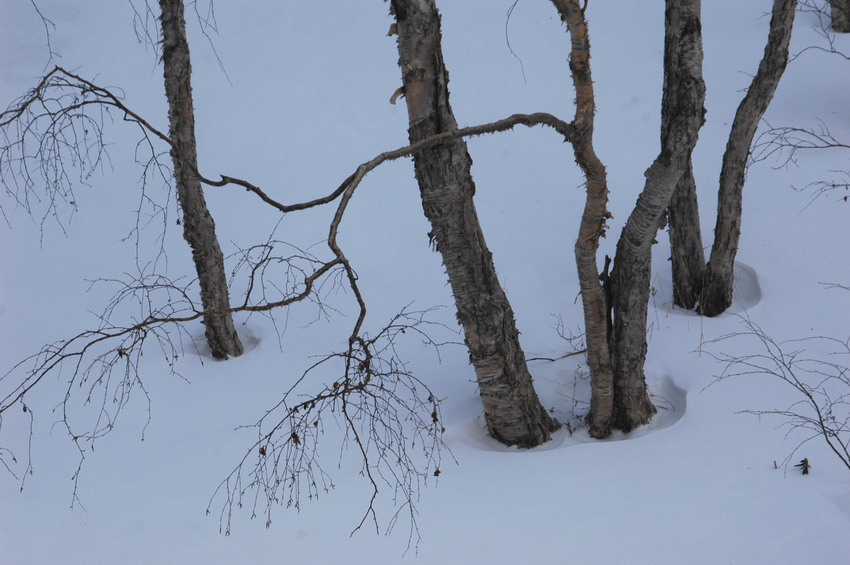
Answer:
[2, 1, 850, 563]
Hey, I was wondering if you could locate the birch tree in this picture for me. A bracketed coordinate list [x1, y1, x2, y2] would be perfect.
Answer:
[700, 0, 796, 316]
[551, 0, 705, 434]
[663, 1, 707, 311]
[158, 0, 243, 358]
[549, 0, 615, 437]
[606, 0, 705, 431]
[665, 0, 797, 315]
[388, 0, 559, 447]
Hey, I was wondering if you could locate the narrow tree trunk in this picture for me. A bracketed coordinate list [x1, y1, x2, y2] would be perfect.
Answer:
[609, 0, 705, 431]
[159, 0, 243, 359]
[667, 162, 705, 309]
[550, 0, 616, 439]
[390, 0, 557, 447]
[665, 0, 707, 311]
[701, 0, 796, 317]
[830, 0, 850, 32]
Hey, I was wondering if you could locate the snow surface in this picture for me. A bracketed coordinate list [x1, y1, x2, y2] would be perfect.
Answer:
[2, 1, 850, 563]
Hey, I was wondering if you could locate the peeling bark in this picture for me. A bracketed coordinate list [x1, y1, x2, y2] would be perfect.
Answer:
[159, 0, 243, 359]
[390, 0, 557, 447]
[550, 0, 705, 435]
[551, 0, 616, 439]
[701, 0, 796, 317]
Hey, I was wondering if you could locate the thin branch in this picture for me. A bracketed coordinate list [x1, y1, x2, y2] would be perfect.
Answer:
[707, 316, 850, 472]
[29, 0, 58, 69]
[201, 112, 574, 213]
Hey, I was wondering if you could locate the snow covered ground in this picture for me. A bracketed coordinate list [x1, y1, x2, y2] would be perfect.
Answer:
[2, 1, 849, 563]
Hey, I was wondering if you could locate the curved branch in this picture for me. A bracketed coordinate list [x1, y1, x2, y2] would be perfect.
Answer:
[201, 112, 574, 213]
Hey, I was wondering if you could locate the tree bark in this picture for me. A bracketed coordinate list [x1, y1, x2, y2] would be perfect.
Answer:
[550, 0, 616, 439]
[663, 1, 707, 310]
[608, 0, 705, 431]
[667, 161, 704, 309]
[159, 0, 243, 359]
[830, 0, 850, 32]
[390, 0, 557, 447]
[700, 0, 796, 317]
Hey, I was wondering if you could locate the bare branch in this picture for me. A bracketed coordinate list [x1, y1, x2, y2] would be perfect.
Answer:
[129, 0, 232, 84]
[1, 66, 574, 539]
[3, 67, 573, 238]
[793, 0, 850, 61]
[201, 112, 574, 214]
[129, 0, 160, 54]
[207, 306, 457, 550]
[752, 120, 850, 167]
[707, 317, 850, 473]
[29, 0, 58, 69]
[752, 120, 850, 206]
[0, 66, 173, 236]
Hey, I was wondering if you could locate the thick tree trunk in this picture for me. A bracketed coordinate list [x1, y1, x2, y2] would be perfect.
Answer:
[390, 0, 557, 447]
[830, 0, 850, 32]
[609, 0, 705, 431]
[665, 0, 706, 311]
[159, 0, 243, 359]
[701, 0, 796, 317]
[551, 0, 616, 439]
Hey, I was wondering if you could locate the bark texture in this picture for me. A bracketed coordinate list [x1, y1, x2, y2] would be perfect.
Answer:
[551, 0, 616, 439]
[159, 0, 243, 359]
[390, 0, 557, 447]
[608, 0, 705, 431]
[701, 0, 796, 317]
[831, 0, 850, 32]
[663, 1, 707, 310]
[666, 162, 704, 309]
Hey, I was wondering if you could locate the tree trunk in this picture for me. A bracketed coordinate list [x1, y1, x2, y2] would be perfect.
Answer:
[550, 0, 616, 439]
[667, 162, 705, 309]
[390, 0, 557, 447]
[830, 0, 850, 32]
[661, 0, 705, 310]
[608, 0, 705, 431]
[664, 0, 707, 311]
[159, 0, 243, 359]
[701, 0, 796, 317]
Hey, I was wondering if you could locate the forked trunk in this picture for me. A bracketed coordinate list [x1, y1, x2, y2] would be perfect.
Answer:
[701, 0, 796, 317]
[609, 0, 705, 431]
[390, 0, 557, 447]
[159, 0, 243, 359]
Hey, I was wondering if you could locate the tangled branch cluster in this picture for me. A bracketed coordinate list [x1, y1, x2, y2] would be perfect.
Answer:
[210, 307, 454, 546]
[0, 67, 173, 234]
[0, 66, 573, 540]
